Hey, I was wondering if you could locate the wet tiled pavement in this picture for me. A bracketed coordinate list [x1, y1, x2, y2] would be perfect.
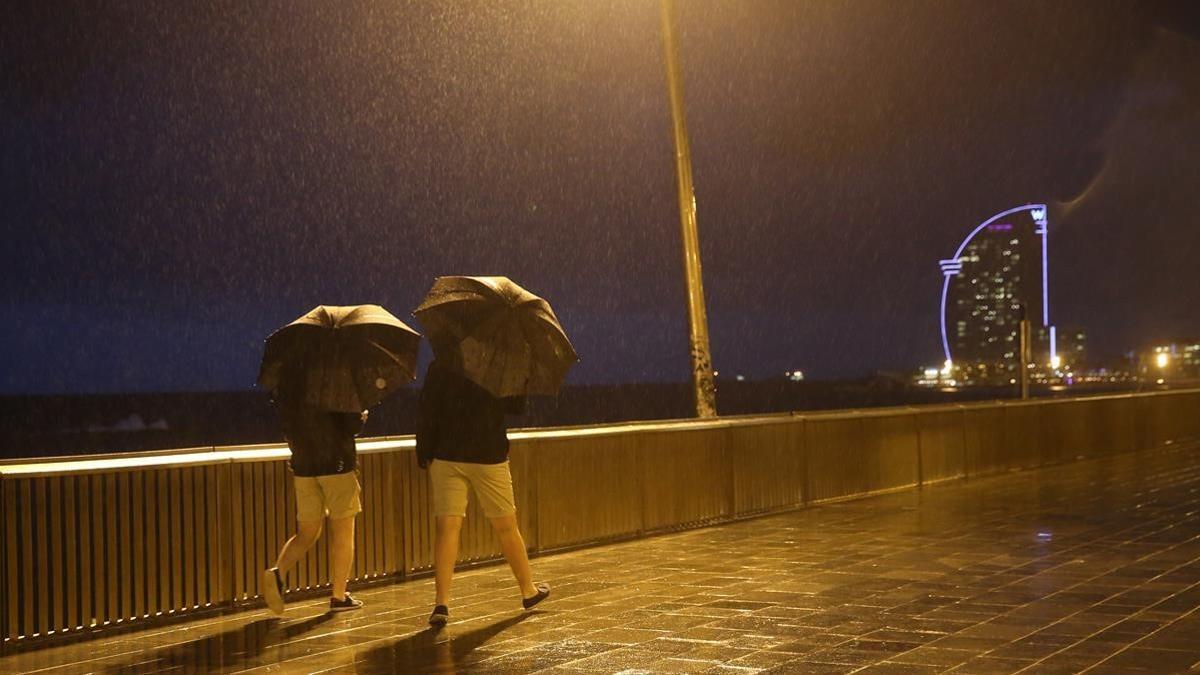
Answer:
[5, 441, 1200, 674]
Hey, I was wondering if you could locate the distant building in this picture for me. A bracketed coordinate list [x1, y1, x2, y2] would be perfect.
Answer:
[938, 204, 1055, 385]
[1139, 339, 1200, 382]
[1055, 326, 1087, 369]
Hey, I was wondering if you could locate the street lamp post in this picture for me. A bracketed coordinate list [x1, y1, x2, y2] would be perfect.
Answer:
[1016, 302, 1031, 400]
[659, 0, 717, 418]
[1019, 315, 1031, 400]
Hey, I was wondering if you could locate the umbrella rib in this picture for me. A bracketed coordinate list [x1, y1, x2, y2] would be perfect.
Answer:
[477, 315, 507, 395]
[514, 312, 540, 390]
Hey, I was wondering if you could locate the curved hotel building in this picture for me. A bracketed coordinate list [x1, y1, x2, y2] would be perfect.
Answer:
[938, 204, 1056, 385]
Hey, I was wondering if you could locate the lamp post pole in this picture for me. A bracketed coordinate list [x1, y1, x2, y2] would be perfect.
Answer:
[660, 0, 717, 418]
[1018, 304, 1031, 400]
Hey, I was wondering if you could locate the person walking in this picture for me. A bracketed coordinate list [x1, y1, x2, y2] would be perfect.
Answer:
[416, 351, 550, 626]
[262, 366, 367, 615]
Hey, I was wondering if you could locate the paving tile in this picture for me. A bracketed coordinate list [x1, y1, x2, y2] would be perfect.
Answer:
[703, 665, 762, 674]
[888, 646, 976, 667]
[924, 634, 1008, 652]
[580, 627, 668, 646]
[704, 600, 779, 611]
[760, 659, 856, 674]
[802, 644, 888, 666]
[676, 626, 756, 643]
[767, 638, 839, 655]
[726, 649, 802, 669]
[948, 655, 1037, 673]
[647, 656, 728, 672]
[1087, 646, 1200, 673]
[673, 643, 758, 663]
[550, 645, 666, 671]
[862, 629, 944, 646]
[854, 662, 943, 674]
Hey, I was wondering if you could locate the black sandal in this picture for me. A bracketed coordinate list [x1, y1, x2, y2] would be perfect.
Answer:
[522, 583, 550, 610]
[429, 604, 449, 626]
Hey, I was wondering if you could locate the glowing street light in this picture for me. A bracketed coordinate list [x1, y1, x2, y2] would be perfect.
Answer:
[1156, 352, 1170, 369]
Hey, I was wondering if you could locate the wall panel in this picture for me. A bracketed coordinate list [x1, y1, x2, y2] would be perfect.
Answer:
[804, 415, 867, 502]
[729, 419, 804, 514]
[639, 427, 731, 531]
[917, 409, 966, 483]
[532, 434, 642, 550]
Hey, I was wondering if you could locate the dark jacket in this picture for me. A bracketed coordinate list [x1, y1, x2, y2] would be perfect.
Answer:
[416, 359, 525, 467]
[274, 389, 364, 477]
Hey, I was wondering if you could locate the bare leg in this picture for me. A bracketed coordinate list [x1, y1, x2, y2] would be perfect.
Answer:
[327, 515, 356, 600]
[434, 515, 463, 606]
[489, 513, 537, 598]
[274, 519, 323, 577]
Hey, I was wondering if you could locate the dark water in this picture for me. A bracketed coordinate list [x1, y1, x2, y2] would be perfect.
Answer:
[0, 379, 1136, 460]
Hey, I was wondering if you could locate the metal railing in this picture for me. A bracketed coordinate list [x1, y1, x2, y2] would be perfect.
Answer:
[2, 389, 1198, 651]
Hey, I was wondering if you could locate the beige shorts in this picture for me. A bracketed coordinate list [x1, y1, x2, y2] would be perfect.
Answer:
[293, 472, 362, 522]
[429, 459, 516, 518]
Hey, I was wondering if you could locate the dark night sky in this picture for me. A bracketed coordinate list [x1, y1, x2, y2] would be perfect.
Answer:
[2, 1, 1199, 394]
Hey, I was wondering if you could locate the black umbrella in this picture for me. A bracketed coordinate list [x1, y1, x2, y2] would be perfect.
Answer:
[258, 304, 421, 412]
[414, 276, 578, 398]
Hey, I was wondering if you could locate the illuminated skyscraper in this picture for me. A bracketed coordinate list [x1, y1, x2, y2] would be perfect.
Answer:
[938, 204, 1055, 385]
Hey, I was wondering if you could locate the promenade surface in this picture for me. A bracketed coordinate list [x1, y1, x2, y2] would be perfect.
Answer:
[3, 441, 1200, 674]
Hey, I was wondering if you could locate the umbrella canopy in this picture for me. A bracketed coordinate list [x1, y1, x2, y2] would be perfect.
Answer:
[258, 304, 421, 412]
[414, 276, 578, 398]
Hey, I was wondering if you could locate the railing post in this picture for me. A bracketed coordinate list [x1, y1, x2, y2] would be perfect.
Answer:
[1019, 316, 1031, 400]
[959, 405, 970, 481]
[799, 415, 811, 506]
[215, 461, 235, 609]
[386, 452, 407, 578]
[914, 412, 924, 488]
[723, 425, 735, 518]
[524, 440, 541, 556]
[1, 476, 8, 656]
[636, 431, 647, 537]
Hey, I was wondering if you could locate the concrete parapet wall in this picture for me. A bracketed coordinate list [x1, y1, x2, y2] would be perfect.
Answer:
[2, 389, 1198, 651]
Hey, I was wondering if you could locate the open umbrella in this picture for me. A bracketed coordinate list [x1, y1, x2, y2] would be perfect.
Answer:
[414, 276, 577, 398]
[258, 304, 421, 412]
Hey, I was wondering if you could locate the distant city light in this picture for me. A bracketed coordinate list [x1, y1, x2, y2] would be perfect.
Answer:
[786, 370, 804, 382]
[941, 359, 953, 376]
[735, 374, 745, 382]
[1049, 355, 1062, 370]
[1156, 352, 1169, 369]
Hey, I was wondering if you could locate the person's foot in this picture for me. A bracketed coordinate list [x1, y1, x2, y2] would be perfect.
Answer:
[428, 604, 449, 626]
[262, 568, 285, 616]
[329, 593, 363, 613]
[522, 583, 550, 610]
